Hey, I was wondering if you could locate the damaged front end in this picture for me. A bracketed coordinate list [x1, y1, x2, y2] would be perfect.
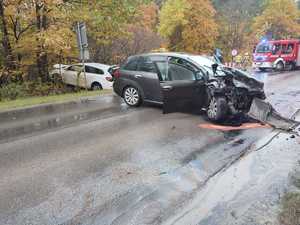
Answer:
[206, 67, 266, 116]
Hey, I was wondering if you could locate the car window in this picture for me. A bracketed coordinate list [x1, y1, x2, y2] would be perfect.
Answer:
[272, 44, 281, 55]
[169, 57, 197, 72]
[281, 44, 287, 54]
[168, 63, 196, 81]
[68, 65, 82, 72]
[122, 57, 138, 71]
[138, 57, 157, 73]
[167, 57, 196, 81]
[85, 66, 104, 75]
[156, 61, 169, 81]
[283, 43, 294, 54]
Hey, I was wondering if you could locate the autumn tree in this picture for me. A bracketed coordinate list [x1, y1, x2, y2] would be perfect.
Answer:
[181, 0, 218, 54]
[213, 0, 264, 59]
[4, 0, 77, 81]
[158, 0, 187, 51]
[111, 2, 162, 62]
[0, 0, 16, 79]
[252, 0, 300, 40]
[159, 0, 218, 53]
[82, 0, 144, 63]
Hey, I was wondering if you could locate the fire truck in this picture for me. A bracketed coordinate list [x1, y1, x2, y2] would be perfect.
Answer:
[253, 39, 300, 71]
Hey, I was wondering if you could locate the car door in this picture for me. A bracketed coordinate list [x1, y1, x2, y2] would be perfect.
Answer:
[137, 56, 163, 102]
[79, 65, 101, 88]
[162, 57, 207, 114]
[63, 65, 82, 86]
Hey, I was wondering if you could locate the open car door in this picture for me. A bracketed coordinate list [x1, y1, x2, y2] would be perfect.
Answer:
[161, 58, 207, 114]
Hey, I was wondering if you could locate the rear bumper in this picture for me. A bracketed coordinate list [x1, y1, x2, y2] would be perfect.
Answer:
[252, 61, 273, 69]
[113, 80, 123, 97]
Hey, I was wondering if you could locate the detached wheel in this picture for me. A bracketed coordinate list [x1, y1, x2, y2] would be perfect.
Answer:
[123, 86, 142, 107]
[91, 82, 103, 91]
[207, 97, 228, 122]
[275, 61, 284, 71]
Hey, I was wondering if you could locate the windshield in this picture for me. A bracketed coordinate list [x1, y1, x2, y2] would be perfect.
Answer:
[256, 43, 272, 53]
[189, 55, 226, 76]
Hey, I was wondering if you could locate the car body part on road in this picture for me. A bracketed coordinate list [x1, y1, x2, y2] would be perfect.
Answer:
[113, 52, 266, 122]
[50, 63, 113, 90]
[253, 39, 300, 71]
[248, 97, 300, 131]
[199, 122, 270, 131]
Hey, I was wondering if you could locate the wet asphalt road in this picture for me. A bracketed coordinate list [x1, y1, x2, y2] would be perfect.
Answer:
[0, 70, 300, 225]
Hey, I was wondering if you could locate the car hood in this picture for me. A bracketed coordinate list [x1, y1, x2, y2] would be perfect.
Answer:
[221, 68, 264, 91]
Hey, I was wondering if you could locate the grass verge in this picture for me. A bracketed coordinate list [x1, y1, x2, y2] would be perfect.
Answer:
[278, 168, 300, 225]
[0, 89, 112, 111]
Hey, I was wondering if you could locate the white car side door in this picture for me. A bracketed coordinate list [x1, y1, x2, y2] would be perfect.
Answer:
[63, 65, 83, 86]
[80, 66, 106, 89]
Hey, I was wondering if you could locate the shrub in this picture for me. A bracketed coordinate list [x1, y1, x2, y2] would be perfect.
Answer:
[0, 80, 74, 101]
[0, 83, 27, 101]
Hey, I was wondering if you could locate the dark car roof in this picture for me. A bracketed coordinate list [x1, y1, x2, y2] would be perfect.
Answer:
[134, 52, 195, 59]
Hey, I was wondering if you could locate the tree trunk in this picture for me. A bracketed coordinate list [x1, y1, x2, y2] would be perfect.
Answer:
[35, 1, 49, 82]
[0, 0, 16, 82]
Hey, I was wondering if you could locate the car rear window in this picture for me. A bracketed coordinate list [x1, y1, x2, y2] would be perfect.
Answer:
[122, 57, 138, 71]
[85, 66, 104, 75]
[138, 57, 157, 73]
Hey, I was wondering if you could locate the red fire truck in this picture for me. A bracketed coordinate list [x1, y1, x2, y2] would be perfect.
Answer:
[253, 39, 300, 71]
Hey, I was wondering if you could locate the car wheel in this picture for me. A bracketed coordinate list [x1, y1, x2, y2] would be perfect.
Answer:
[91, 82, 103, 91]
[123, 86, 142, 107]
[289, 62, 296, 71]
[207, 97, 228, 122]
[275, 61, 284, 71]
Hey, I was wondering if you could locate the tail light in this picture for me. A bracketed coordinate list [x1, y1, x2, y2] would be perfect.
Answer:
[113, 69, 121, 78]
[105, 76, 113, 82]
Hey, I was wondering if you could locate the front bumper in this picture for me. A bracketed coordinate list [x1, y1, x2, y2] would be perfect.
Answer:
[252, 61, 273, 69]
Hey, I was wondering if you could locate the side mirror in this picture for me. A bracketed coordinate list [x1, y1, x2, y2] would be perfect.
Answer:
[212, 63, 218, 75]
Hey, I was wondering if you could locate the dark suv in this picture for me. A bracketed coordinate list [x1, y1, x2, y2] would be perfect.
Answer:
[113, 53, 265, 121]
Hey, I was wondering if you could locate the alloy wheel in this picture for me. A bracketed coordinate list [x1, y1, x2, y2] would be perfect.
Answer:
[207, 98, 218, 119]
[124, 87, 140, 106]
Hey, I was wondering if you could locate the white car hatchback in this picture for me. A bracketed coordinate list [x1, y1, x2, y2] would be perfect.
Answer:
[51, 63, 114, 90]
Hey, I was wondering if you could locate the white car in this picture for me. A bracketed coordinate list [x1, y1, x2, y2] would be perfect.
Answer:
[51, 63, 114, 90]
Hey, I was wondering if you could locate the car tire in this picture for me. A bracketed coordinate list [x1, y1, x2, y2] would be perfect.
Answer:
[289, 62, 296, 71]
[91, 82, 103, 91]
[275, 61, 284, 71]
[207, 97, 228, 122]
[123, 86, 142, 107]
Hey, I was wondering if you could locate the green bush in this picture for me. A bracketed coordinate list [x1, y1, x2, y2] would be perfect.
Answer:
[279, 192, 300, 225]
[0, 80, 74, 101]
[0, 83, 27, 101]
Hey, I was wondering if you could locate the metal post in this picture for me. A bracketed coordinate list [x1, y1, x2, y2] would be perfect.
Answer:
[82, 58, 88, 91]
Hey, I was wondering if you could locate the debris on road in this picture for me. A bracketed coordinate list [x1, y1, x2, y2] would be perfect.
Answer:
[248, 98, 300, 131]
[198, 122, 270, 131]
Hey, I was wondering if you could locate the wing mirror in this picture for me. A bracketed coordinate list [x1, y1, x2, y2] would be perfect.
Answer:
[212, 63, 218, 75]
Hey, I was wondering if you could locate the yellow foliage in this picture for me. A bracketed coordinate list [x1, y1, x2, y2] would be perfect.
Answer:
[158, 0, 188, 38]
[159, 0, 218, 53]
[182, 0, 218, 54]
[252, 0, 300, 39]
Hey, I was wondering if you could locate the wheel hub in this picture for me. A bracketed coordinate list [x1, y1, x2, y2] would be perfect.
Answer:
[125, 88, 139, 105]
[208, 98, 217, 118]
